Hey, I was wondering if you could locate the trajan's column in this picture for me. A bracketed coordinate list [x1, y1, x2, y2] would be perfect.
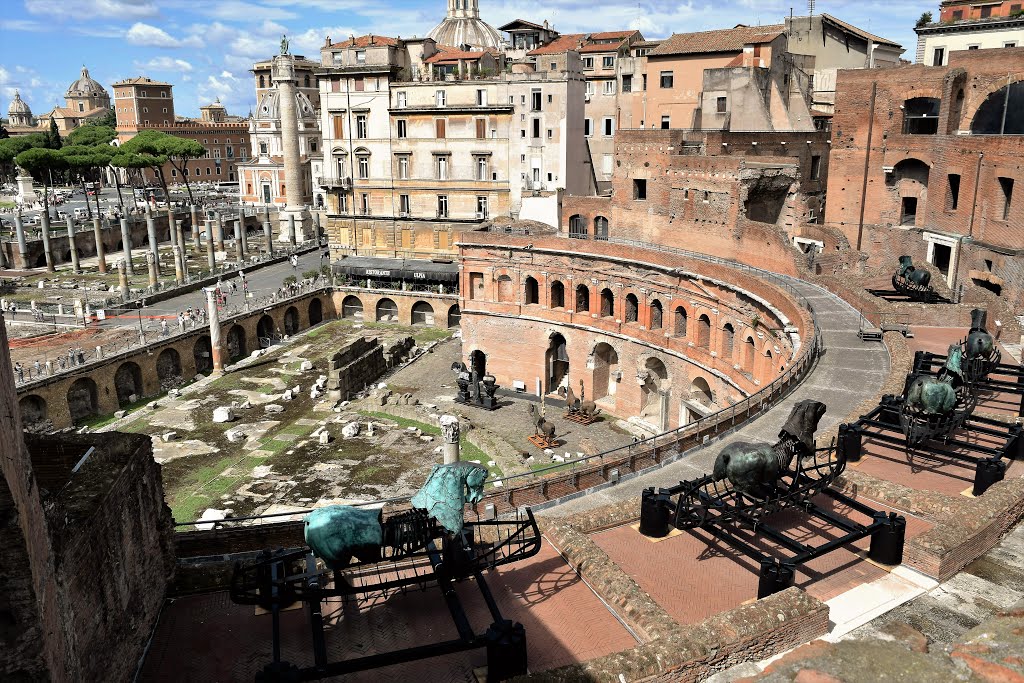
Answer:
[272, 36, 312, 242]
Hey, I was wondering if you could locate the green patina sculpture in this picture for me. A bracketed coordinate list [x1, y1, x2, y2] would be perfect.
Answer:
[411, 461, 488, 534]
[897, 255, 932, 288]
[303, 461, 488, 569]
[712, 400, 827, 497]
[965, 309, 995, 360]
[906, 344, 963, 416]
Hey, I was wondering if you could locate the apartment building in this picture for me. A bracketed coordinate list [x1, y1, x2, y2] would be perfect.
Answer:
[112, 77, 175, 136]
[317, 34, 592, 260]
[916, 0, 1024, 65]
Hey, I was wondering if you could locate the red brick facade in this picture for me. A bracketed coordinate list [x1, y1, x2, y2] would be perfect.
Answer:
[825, 48, 1024, 306]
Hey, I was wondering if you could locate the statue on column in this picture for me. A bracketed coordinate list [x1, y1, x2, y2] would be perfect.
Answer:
[280, 34, 289, 55]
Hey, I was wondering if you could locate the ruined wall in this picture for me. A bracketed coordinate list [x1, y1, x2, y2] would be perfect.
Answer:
[326, 337, 388, 400]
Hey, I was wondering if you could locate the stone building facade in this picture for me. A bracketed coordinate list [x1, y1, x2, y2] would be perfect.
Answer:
[916, 0, 1024, 65]
[824, 47, 1024, 307]
[458, 230, 807, 432]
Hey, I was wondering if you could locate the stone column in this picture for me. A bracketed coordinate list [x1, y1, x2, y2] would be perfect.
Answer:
[175, 219, 186, 257]
[92, 217, 106, 274]
[233, 218, 244, 261]
[40, 212, 54, 272]
[65, 216, 81, 274]
[313, 211, 322, 241]
[239, 211, 249, 255]
[439, 415, 461, 464]
[273, 53, 311, 242]
[190, 205, 201, 251]
[118, 259, 129, 299]
[263, 217, 274, 257]
[173, 245, 184, 284]
[120, 218, 134, 275]
[145, 207, 159, 273]
[205, 219, 216, 270]
[287, 214, 297, 247]
[14, 212, 28, 267]
[204, 286, 225, 374]
[215, 211, 225, 253]
[146, 251, 158, 289]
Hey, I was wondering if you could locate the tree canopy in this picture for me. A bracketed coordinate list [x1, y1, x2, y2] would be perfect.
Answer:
[916, 12, 933, 27]
[46, 117, 62, 149]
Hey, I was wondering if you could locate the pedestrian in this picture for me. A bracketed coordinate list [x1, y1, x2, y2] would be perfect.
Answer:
[290, 254, 298, 275]
[67, 348, 75, 367]
[58, 356, 66, 370]
[14, 362, 23, 382]
[77, 348, 85, 364]
[33, 360, 41, 377]
[160, 319, 169, 337]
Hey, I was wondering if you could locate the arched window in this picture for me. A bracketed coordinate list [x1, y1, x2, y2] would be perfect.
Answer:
[576, 284, 590, 312]
[902, 97, 940, 135]
[594, 215, 609, 240]
[743, 336, 756, 370]
[625, 293, 639, 323]
[650, 299, 663, 330]
[524, 276, 539, 304]
[722, 323, 735, 360]
[674, 306, 687, 337]
[600, 288, 615, 317]
[697, 314, 711, 348]
[550, 281, 565, 308]
[259, 74, 265, 88]
[569, 214, 587, 239]
[304, 74, 311, 88]
[971, 81, 1024, 135]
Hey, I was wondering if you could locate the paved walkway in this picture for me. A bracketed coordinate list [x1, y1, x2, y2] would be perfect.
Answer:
[543, 278, 891, 518]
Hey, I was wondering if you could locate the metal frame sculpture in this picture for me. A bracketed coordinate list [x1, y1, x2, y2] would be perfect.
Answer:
[231, 462, 541, 682]
[527, 398, 558, 449]
[959, 308, 1003, 385]
[453, 361, 501, 410]
[890, 255, 937, 302]
[898, 344, 975, 447]
[561, 379, 601, 425]
[639, 401, 906, 599]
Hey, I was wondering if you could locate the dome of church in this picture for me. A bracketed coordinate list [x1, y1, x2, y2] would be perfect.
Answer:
[428, 0, 503, 51]
[254, 90, 317, 121]
[65, 66, 107, 98]
[8, 90, 31, 116]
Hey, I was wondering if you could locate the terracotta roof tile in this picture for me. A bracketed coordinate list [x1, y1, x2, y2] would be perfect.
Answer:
[328, 34, 399, 49]
[527, 33, 584, 55]
[578, 42, 625, 53]
[590, 30, 640, 40]
[424, 49, 488, 64]
[649, 24, 785, 56]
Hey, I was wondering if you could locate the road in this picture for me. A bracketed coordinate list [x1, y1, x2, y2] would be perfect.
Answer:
[101, 249, 327, 329]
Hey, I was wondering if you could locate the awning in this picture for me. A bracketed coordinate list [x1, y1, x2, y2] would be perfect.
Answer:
[333, 256, 459, 283]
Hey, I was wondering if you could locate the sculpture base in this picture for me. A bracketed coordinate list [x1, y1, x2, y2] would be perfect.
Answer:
[455, 395, 500, 411]
[527, 434, 559, 450]
[16, 174, 38, 205]
[564, 411, 600, 426]
[278, 207, 313, 242]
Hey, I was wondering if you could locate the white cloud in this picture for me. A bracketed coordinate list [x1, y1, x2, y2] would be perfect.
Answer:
[26, 0, 159, 19]
[191, 1, 297, 22]
[125, 22, 202, 48]
[135, 56, 194, 72]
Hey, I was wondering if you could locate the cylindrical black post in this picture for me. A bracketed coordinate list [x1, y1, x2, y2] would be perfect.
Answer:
[485, 620, 527, 682]
[868, 512, 906, 565]
[639, 487, 672, 537]
[973, 458, 1006, 496]
[1012, 425, 1024, 460]
[837, 423, 862, 464]
[756, 558, 794, 599]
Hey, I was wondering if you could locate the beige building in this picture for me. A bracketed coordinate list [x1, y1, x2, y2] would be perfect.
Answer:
[34, 67, 111, 134]
[317, 34, 593, 260]
[240, 55, 323, 207]
[113, 77, 175, 137]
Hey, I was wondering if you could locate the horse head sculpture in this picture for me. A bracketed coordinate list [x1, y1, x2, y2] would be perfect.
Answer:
[897, 255, 931, 288]
[965, 308, 995, 361]
[712, 400, 827, 497]
[411, 461, 488, 534]
[906, 344, 962, 416]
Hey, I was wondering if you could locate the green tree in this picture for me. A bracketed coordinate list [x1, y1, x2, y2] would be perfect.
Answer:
[0, 134, 46, 181]
[46, 117, 62, 149]
[62, 144, 113, 219]
[15, 147, 67, 221]
[117, 130, 172, 207]
[916, 11, 933, 27]
[0, 124, 9, 140]
[161, 135, 206, 204]
[67, 125, 125, 209]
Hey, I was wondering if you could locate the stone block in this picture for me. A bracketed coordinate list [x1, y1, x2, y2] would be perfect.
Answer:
[250, 349, 264, 359]
[300, 360, 313, 371]
[319, 431, 331, 444]
[281, 390, 293, 401]
[225, 428, 247, 443]
[212, 406, 235, 423]
[162, 432, 177, 442]
[265, 404, 285, 414]
[114, 410, 127, 418]
[342, 422, 360, 438]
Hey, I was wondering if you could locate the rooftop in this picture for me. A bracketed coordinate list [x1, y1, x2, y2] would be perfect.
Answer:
[113, 77, 173, 87]
[818, 13, 902, 48]
[649, 24, 785, 57]
[328, 34, 399, 49]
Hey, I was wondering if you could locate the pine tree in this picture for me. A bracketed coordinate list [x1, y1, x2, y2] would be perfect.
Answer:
[47, 117, 62, 149]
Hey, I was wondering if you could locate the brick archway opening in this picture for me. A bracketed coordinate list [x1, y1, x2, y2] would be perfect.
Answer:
[67, 377, 99, 424]
[114, 361, 144, 407]
[193, 335, 213, 374]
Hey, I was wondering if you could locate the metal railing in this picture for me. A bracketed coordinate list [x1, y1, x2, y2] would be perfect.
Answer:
[175, 241, 824, 530]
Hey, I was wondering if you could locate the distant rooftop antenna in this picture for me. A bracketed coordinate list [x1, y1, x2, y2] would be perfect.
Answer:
[808, 0, 815, 16]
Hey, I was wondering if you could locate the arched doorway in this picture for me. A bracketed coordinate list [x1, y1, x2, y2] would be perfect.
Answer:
[568, 214, 586, 239]
[284, 306, 299, 334]
[193, 336, 213, 374]
[19, 395, 47, 428]
[67, 378, 99, 424]
[600, 288, 614, 317]
[376, 298, 398, 322]
[640, 357, 669, 430]
[447, 304, 461, 328]
[114, 361, 144, 407]
[308, 297, 323, 325]
[342, 295, 364, 321]
[575, 284, 590, 312]
[227, 324, 247, 360]
[257, 314, 276, 345]
[156, 348, 182, 386]
[650, 300, 663, 330]
[546, 333, 569, 394]
[411, 301, 434, 326]
[971, 81, 1024, 134]
[591, 342, 619, 403]
[690, 377, 713, 406]
[524, 276, 539, 305]
[594, 216, 609, 241]
[697, 314, 711, 348]
[625, 293, 639, 323]
[550, 281, 565, 308]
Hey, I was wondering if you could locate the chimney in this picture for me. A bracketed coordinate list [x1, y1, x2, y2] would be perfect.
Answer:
[369, 34, 375, 45]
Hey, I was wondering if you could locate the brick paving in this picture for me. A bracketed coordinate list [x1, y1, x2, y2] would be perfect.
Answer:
[139, 540, 635, 682]
[592, 495, 932, 625]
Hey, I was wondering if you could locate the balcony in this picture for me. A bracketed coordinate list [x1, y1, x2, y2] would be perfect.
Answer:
[317, 176, 352, 189]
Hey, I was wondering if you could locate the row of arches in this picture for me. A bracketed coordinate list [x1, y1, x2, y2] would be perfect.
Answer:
[339, 295, 461, 328]
[567, 214, 610, 240]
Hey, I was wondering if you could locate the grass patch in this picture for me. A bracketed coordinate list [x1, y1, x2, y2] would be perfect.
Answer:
[359, 410, 442, 436]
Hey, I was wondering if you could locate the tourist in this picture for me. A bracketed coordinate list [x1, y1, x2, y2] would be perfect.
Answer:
[76, 348, 85, 364]
[290, 254, 298, 275]
[33, 360, 41, 377]
[160, 319, 169, 337]
[14, 362, 23, 382]
[67, 349, 76, 367]
[57, 356, 66, 370]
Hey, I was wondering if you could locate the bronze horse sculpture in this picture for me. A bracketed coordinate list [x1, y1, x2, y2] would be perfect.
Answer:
[560, 380, 600, 419]
[962, 308, 1000, 382]
[527, 401, 556, 441]
[906, 344, 965, 417]
[712, 400, 827, 497]
[896, 255, 931, 288]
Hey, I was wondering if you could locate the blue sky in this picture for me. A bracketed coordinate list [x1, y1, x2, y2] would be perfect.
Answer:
[1, 0, 932, 118]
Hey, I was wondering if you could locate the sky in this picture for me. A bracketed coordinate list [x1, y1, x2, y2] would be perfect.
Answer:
[0, 0, 934, 119]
